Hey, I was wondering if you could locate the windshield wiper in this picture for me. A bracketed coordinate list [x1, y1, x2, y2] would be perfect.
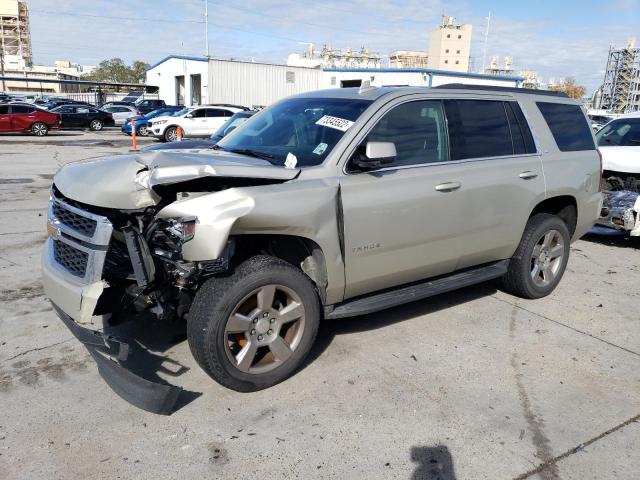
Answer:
[228, 148, 275, 161]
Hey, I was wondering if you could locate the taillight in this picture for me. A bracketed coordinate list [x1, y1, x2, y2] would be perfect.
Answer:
[106, 114, 113, 120]
[597, 148, 604, 192]
[137, 111, 142, 116]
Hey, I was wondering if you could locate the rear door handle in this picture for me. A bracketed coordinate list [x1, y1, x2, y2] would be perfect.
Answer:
[434, 181, 462, 192]
[519, 171, 538, 180]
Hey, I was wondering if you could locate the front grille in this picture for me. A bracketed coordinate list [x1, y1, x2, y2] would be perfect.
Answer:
[52, 202, 97, 237]
[103, 239, 133, 279]
[53, 240, 89, 278]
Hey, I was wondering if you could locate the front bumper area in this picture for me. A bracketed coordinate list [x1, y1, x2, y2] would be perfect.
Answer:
[52, 303, 182, 415]
[596, 190, 640, 235]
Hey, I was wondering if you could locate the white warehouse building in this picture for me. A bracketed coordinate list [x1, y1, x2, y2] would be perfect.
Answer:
[145, 55, 524, 108]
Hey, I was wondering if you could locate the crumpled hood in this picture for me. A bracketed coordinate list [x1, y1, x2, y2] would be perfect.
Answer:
[53, 149, 300, 209]
[600, 146, 640, 175]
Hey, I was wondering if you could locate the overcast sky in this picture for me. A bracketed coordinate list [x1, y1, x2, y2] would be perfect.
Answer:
[27, 0, 640, 94]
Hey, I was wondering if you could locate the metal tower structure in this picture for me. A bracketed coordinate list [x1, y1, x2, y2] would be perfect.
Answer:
[599, 38, 640, 113]
[0, 0, 33, 67]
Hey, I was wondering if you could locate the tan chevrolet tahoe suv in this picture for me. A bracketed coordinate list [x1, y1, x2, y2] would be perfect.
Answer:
[42, 85, 602, 413]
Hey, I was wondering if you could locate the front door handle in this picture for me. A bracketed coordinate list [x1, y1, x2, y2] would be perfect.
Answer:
[434, 181, 462, 192]
[519, 171, 538, 180]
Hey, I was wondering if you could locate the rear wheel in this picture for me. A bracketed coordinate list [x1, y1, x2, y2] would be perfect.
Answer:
[31, 122, 48, 136]
[90, 119, 103, 131]
[164, 126, 178, 142]
[502, 213, 570, 299]
[187, 255, 320, 392]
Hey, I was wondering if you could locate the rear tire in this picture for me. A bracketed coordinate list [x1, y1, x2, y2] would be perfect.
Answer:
[31, 122, 48, 136]
[164, 126, 178, 142]
[502, 213, 571, 299]
[187, 255, 320, 392]
[90, 119, 103, 131]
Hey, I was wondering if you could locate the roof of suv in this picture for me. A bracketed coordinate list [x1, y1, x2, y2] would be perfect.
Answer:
[295, 84, 571, 102]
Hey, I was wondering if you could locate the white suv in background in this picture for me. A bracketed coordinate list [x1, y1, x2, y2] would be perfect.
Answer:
[149, 105, 244, 142]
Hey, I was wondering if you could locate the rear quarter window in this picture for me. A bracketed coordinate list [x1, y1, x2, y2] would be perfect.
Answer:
[536, 102, 595, 152]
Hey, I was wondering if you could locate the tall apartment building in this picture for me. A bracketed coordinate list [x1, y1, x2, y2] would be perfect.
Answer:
[0, 0, 32, 69]
[427, 15, 472, 72]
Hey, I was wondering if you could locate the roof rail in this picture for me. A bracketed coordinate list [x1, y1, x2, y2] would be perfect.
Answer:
[434, 83, 569, 98]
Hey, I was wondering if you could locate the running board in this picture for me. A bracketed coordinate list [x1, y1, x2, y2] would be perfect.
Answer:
[325, 260, 509, 320]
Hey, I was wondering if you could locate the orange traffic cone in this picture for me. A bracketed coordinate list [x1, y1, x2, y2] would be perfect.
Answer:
[130, 119, 137, 151]
[176, 126, 183, 142]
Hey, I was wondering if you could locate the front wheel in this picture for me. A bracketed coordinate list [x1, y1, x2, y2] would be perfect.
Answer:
[164, 126, 178, 142]
[187, 256, 320, 392]
[138, 124, 149, 136]
[502, 213, 571, 299]
[31, 122, 48, 136]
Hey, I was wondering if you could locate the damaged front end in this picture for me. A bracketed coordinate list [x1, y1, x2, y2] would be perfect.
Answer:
[43, 186, 238, 413]
[597, 190, 640, 236]
[42, 150, 298, 413]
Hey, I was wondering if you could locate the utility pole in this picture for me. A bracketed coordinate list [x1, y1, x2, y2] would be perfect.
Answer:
[205, 0, 209, 57]
[481, 11, 491, 73]
[0, 47, 5, 92]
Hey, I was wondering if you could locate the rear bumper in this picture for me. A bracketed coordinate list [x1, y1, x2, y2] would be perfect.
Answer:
[574, 192, 604, 240]
[52, 303, 182, 415]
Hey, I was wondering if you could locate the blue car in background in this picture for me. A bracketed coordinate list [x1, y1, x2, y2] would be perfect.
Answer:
[121, 106, 183, 135]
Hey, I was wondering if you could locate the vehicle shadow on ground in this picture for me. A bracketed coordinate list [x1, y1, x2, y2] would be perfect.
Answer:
[582, 231, 639, 249]
[306, 281, 497, 368]
[410, 445, 457, 480]
[102, 312, 201, 412]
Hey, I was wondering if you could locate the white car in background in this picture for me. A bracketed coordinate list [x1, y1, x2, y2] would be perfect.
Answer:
[148, 105, 244, 142]
[596, 112, 640, 190]
[101, 105, 140, 126]
[595, 112, 640, 235]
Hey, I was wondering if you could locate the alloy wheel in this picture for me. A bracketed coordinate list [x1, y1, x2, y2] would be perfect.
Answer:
[32, 123, 47, 136]
[138, 125, 148, 136]
[530, 229, 565, 287]
[224, 284, 306, 374]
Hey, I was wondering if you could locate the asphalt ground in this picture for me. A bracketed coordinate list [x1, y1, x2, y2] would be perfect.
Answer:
[0, 129, 638, 479]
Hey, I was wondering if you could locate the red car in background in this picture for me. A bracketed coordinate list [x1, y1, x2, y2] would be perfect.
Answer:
[0, 103, 61, 136]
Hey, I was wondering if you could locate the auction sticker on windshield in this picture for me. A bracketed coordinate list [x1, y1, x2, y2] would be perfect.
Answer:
[315, 115, 354, 132]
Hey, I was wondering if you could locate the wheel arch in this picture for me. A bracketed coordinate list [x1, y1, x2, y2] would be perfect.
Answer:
[231, 234, 329, 304]
[529, 195, 578, 236]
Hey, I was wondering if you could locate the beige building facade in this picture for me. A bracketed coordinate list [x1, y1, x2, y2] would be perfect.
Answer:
[427, 15, 472, 72]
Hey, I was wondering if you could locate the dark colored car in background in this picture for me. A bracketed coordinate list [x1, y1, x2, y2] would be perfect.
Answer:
[50, 104, 115, 131]
[121, 106, 183, 135]
[134, 99, 167, 115]
[142, 110, 254, 151]
[0, 103, 60, 136]
[44, 98, 94, 110]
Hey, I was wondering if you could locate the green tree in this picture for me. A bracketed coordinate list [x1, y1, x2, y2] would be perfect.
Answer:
[82, 58, 149, 84]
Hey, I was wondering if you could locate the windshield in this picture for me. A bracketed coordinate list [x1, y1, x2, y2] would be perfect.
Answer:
[172, 107, 191, 117]
[217, 97, 372, 167]
[596, 118, 640, 147]
[210, 113, 253, 140]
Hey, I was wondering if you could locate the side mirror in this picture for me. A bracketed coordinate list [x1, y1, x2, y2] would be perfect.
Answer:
[186, 113, 193, 118]
[353, 141, 396, 170]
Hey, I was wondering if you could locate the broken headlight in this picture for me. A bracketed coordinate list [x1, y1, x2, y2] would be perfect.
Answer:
[165, 217, 197, 243]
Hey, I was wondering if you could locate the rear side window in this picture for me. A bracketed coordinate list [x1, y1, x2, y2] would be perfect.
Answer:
[10, 105, 34, 114]
[505, 102, 537, 154]
[206, 109, 232, 117]
[536, 102, 595, 151]
[444, 100, 513, 160]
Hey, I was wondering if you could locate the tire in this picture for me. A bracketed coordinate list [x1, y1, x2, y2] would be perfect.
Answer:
[164, 126, 178, 142]
[502, 213, 571, 299]
[90, 119, 103, 131]
[138, 124, 149, 136]
[31, 122, 48, 136]
[188, 255, 321, 392]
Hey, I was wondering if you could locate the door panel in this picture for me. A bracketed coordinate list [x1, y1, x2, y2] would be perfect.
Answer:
[0, 106, 10, 131]
[339, 99, 461, 299]
[340, 165, 465, 298]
